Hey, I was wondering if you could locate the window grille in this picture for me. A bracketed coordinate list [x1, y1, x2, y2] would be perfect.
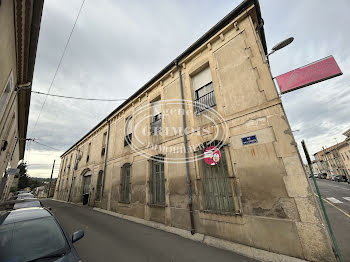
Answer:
[192, 66, 216, 113]
[120, 164, 131, 203]
[150, 156, 165, 205]
[200, 147, 235, 213]
[150, 100, 162, 134]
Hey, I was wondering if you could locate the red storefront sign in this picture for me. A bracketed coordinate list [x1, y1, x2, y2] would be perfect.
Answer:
[276, 56, 342, 94]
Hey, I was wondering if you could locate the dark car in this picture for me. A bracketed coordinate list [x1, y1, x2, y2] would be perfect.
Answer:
[0, 207, 84, 262]
[334, 175, 347, 182]
[319, 173, 328, 179]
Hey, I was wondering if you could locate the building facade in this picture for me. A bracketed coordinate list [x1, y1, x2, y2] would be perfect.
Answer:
[0, 0, 44, 200]
[54, 1, 335, 261]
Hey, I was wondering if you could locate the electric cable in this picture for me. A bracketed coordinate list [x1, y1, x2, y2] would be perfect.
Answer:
[31, 0, 86, 134]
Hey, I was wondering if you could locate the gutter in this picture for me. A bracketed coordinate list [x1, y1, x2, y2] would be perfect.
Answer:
[101, 119, 111, 197]
[176, 61, 195, 235]
[60, 0, 266, 158]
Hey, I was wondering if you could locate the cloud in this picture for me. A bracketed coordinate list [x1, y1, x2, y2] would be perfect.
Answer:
[27, 0, 350, 177]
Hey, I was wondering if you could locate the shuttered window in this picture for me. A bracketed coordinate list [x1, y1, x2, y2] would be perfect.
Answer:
[124, 117, 132, 146]
[150, 156, 165, 205]
[150, 99, 162, 134]
[120, 164, 131, 203]
[95, 170, 103, 201]
[200, 147, 235, 213]
[192, 66, 216, 113]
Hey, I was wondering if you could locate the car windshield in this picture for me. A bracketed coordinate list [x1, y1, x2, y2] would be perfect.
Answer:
[17, 194, 34, 199]
[0, 216, 69, 262]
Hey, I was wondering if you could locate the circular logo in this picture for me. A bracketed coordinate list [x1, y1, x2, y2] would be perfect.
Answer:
[204, 146, 221, 166]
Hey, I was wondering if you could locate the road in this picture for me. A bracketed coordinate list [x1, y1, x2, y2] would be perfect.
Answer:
[41, 199, 257, 262]
[309, 178, 350, 261]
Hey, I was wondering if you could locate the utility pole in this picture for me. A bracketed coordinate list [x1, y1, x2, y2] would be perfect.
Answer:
[47, 160, 55, 198]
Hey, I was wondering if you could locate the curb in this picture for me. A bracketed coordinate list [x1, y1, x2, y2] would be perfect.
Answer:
[93, 207, 307, 262]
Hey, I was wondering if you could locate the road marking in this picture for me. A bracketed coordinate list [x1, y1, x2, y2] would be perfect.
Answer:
[343, 197, 350, 202]
[322, 197, 350, 219]
[326, 197, 343, 204]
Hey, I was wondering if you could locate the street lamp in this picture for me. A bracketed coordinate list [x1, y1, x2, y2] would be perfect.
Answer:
[267, 37, 294, 57]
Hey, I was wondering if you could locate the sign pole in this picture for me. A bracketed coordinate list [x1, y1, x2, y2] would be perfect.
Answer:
[301, 140, 342, 262]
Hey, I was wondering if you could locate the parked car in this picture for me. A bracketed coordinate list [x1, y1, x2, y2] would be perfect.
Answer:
[334, 175, 348, 182]
[313, 173, 319, 178]
[17, 193, 34, 199]
[0, 207, 84, 262]
[319, 173, 327, 179]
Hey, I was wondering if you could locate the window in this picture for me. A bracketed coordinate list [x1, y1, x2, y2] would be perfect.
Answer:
[101, 132, 107, 156]
[120, 164, 131, 203]
[150, 156, 165, 205]
[345, 152, 349, 160]
[150, 99, 162, 134]
[192, 66, 216, 113]
[124, 117, 132, 146]
[341, 153, 345, 161]
[87, 142, 91, 162]
[95, 170, 103, 201]
[199, 146, 235, 213]
[0, 72, 13, 120]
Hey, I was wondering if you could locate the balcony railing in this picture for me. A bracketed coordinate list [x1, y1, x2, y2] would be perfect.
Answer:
[150, 115, 162, 135]
[194, 90, 216, 114]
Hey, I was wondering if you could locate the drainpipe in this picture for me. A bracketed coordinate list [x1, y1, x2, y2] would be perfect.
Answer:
[101, 118, 111, 197]
[175, 60, 195, 235]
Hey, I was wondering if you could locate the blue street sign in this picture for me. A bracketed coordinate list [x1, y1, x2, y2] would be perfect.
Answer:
[241, 135, 258, 145]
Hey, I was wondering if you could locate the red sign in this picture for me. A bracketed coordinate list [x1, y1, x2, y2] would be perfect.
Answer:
[204, 146, 221, 166]
[276, 56, 342, 94]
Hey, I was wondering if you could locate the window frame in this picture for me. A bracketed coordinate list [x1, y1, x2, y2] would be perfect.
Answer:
[149, 155, 166, 206]
[0, 71, 14, 121]
[124, 117, 132, 146]
[150, 98, 162, 135]
[191, 66, 216, 114]
[197, 144, 237, 215]
[119, 164, 131, 203]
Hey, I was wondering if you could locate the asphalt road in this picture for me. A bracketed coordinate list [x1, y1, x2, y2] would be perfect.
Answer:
[309, 178, 350, 262]
[41, 199, 257, 262]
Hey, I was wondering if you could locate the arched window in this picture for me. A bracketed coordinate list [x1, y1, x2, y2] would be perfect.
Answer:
[120, 164, 131, 203]
[95, 170, 103, 201]
[124, 117, 132, 147]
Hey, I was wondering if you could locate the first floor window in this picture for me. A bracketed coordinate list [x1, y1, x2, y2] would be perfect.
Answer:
[120, 164, 131, 203]
[200, 146, 235, 213]
[192, 66, 216, 113]
[150, 156, 165, 205]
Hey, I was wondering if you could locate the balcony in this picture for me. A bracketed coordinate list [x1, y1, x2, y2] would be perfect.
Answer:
[194, 90, 216, 114]
[150, 114, 162, 135]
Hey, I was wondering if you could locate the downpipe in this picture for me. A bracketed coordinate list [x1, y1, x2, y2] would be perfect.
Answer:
[175, 60, 195, 235]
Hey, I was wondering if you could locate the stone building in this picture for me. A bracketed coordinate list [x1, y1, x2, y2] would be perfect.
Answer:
[54, 0, 335, 261]
[0, 0, 44, 199]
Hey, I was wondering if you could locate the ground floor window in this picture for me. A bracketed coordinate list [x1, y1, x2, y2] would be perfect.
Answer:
[95, 170, 103, 201]
[150, 155, 165, 205]
[120, 164, 131, 203]
[199, 145, 235, 213]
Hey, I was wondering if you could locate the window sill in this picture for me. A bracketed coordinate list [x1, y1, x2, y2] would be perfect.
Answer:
[147, 203, 167, 208]
[200, 209, 241, 216]
[119, 201, 130, 204]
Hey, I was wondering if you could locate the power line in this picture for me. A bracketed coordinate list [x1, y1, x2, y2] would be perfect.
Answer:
[32, 140, 60, 151]
[31, 0, 86, 134]
[31, 90, 127, 102]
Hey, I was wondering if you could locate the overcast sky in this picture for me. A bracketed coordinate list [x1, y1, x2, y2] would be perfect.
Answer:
[26, 0, 350, 178]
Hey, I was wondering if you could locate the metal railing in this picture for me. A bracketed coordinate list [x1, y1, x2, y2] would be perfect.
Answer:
[194, 91, 216, 114]
[150, 115, 162, 134]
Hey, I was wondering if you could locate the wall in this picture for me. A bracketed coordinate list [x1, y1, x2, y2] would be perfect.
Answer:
[54, 5, 335, 262]
[0, 0, 20, 182]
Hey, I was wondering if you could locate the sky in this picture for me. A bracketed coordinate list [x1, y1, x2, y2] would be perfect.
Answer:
[25, 0, 350, 178]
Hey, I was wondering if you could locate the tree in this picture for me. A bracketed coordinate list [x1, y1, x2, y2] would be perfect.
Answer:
[17, 162, 29, 190]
